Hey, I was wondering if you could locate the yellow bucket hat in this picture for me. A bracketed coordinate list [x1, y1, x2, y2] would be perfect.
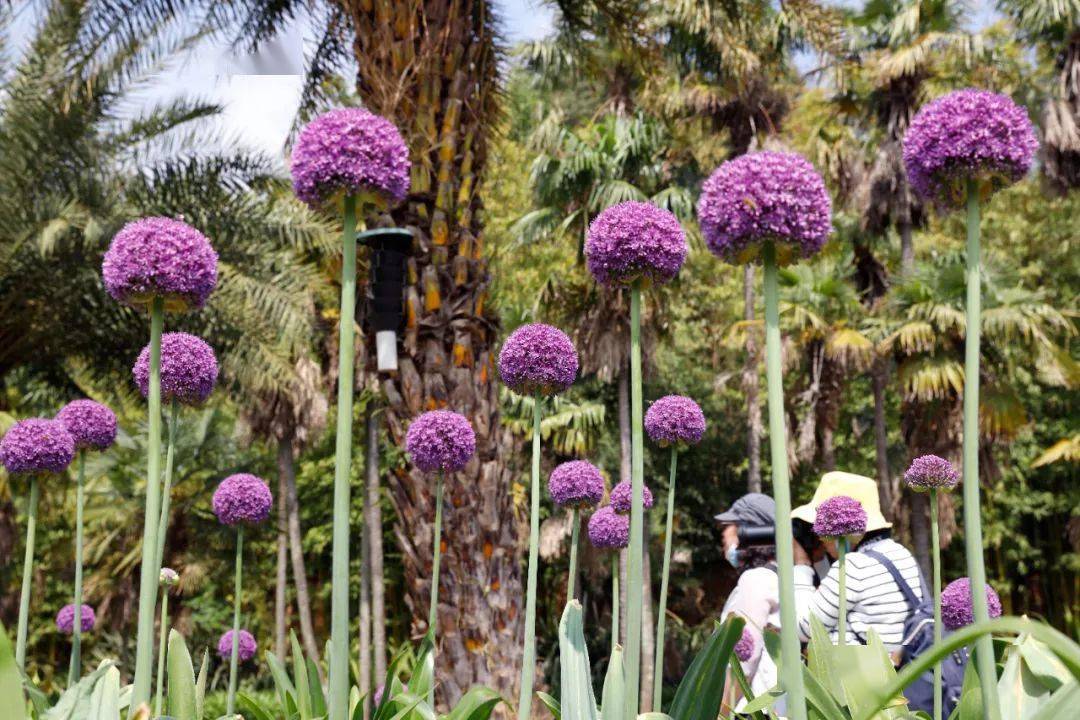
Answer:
[791, 471, 891, 532]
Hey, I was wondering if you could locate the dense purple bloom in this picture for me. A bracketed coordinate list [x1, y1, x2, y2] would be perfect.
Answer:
[217, 629, 258, 662]
[133, 332, 218, 406]
[903, 89, 1038, 206]
[56, 604, 95, 634]
[55, 400, 117, 451]
[812, 495, 868, 538]
[734, 627, 756, 662]
[405, 410, 476, 474]
[548, 461, 606, 509]
[585, 201, 687, 287]
[291, 108, 411, 207]
[698, 152, 832, 266]
[609, 481, 654, 515]
[941, 577, 1003, 630]
[587, 506, 630, 550]
[0, 418, 75, 475]
[645, 395, 706, 448]
[212, 473, 273, 526]
[159, 567, 180, 587]
[498, 324, 579, 396]
[904, 454, 960, 492]
[102, 217, 218, 312]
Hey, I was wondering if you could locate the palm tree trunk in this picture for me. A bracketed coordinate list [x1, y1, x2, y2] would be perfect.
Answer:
[275, 461, 289, 660]
[367, 405, 387, 683]
[899, 215, 915, 274]
[281, 429, 321, 668]
[872, 359, 892, 514]
[344, 0, 519, 706]
[743, 266, 762, 492]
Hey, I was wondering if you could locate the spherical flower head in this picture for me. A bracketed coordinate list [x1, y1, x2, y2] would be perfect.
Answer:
[133, 332, 218, 406]
[698, 151, 832, 266]
[102, 217, 218, 312]
[291, 108, 411, 208]
[498, 324, 579, 396]
[941, 577, 1003, 631]
[56, 604, 95, 634]
[55, 400, 117, 451]
[405, 410, 476, 474]
[585, 201, 687, 287]
[159, 567, 179, 587]
[217, 629, 257, 662]
[812, 495, 868, 538]
[0, 418, 75, 475]
[903, 89, 1038, 207]
[588, 506, 630, 550]
[212, 473, 273, 526]
[904, 454, 960, 492]
[548, 461, 605, 509]
[645, 395, 706, 448]
[734, 627, 756, 663]
[609, 481, 654, 515]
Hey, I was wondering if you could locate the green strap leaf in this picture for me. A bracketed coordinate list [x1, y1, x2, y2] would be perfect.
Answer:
[88, 666, 121, 720]
[600, 645, 626, 720]
[292, 631, 313, 720]
[0, 624, 27, 720]
[442, 686, 503, 720]
[167, 629, 198, 720]
[1029, 680, 1079, 720]
[668, 617, 743, 720]
[237, 691, 276, 720]
[537, 691, 562, 720]
[195, 649, 209, 720]
[558, 601, 598, 720]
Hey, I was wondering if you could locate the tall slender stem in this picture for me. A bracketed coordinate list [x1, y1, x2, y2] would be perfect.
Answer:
[837, 538, 848, 646]
[429, 472, 445, 707]
[226, 527, 244, 717]
[154, 400, 180, 573]
[652, 448, 678, 712]
[930, 488, 942, 720]
[625, 286, 645, 714]
[762, 243, 807, 720]
[329, 195, 359, 720]
[69, 452, 86, 686]
[567, 508, 580, 601]
[612, 554, 620, 655]
[15, 475, 40, 670]
[731, 659, 768, 720]
[154, 588, 169, 717]
[517, 392, 543, 720]
[131, 296, 165, 715]
[962, 181, 1000, 720]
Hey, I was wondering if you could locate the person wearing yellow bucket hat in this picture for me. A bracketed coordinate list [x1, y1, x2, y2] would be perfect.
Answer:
[790, 471, 924, 652]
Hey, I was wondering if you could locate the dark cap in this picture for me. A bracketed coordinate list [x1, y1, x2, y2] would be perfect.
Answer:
[714, 493, 776, 526]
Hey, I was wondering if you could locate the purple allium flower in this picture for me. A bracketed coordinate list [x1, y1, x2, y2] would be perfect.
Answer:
[587, 506, 630, 550]
[0, 418, 75, 475]
[940, 577, 1003, 631]
[609, 481, 654, 515]
[212, 473, 273, 526]
[585, 201, 687, 287]
[697, 152, 832, 266]
[405, 410, 476, 474]
[904, 454, 961, 492]
[291, 108, 411, 208]
[548, 461, 606, 509]
[55, 400, 117, 451]
[132, 332, 218, 406]
[217, 629, 258, 662]
[56, 604, 95, 634]
[102, 217, 218, 312]
[903, 89, 1038, 206]
[734, 627, 755, 662]
[645, 395, 706, 448]
[812, 495, 868, 538]
[498, 324, 579, 396]
[159, 567, 179, 587]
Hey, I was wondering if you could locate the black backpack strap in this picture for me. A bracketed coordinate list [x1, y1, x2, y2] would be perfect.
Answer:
[861, 548, 922, 609]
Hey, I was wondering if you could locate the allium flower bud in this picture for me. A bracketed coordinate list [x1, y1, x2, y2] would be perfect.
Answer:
[904, 454, 960, 492]
[217, 629, 257, 662]
[498, 324, 578, 396]
[56, 400, 117, 451]
[159, 567, 180, 587]
[645, 395, 706, 448]
[812, 495, 868, 538]
[132, 332, 218, 406]
[941, 577, 1003, 630]
[548, 461, 605, 509]
[56, 604, 95, 634]
[212, 473, 273, 526]
[405, 410, 476, 474]
[609, 481, 654, 515]
[585, 201, 687, 287]
[0, 418, 75, 475]
[587, 506, 630, 550]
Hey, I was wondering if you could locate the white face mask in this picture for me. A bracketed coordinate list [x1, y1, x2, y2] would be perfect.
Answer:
[725, 543, 742, 569]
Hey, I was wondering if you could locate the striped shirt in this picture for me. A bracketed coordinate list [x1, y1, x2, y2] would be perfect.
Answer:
[794, 537, 923, 650]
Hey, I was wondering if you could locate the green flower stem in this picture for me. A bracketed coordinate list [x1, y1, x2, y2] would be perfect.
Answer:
[762, 242, 807, 720]
[226, 526, 244, 717]
[962, 180, 1000, 720]
[15, 475, 41, 670]
[429, 472, 445, 707]
[154, 400, 180, 573]
[837, 537, 848, 646]
[567, 507, 580, 600]
[329, 195, 359, 720]
[68, 451, 86, 686]
[612, 553, 620, 654]
[154, 586, 169, 717]
[517, 392, 543, 720]
[651, 448, 679, 712]
[625, 284, 645, 714]
[930, 488, 942, 720]
[131, 295, 165, 715]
